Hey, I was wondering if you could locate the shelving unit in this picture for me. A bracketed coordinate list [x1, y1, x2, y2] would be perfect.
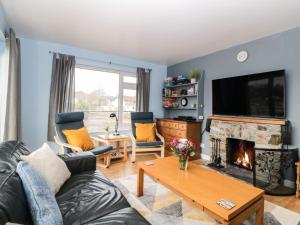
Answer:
[165, 82, 198, 88]
[164, 107, 197, 110]
[162, 73, 204, 120]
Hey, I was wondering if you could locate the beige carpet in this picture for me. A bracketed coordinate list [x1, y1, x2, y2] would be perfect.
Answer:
[113, 175, 300, 225]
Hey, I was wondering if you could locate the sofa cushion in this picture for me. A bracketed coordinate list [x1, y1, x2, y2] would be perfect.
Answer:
[136, 141, 163, 147]
[90, 145, 113, 155]
[56, 171, 130, 225]
[135, 123, 157, 142]
[0, 141, 33, 225]
[84, 207, 151, 225]
[130, 112, 154, 137]
[16, 161, 63, 225]
[20, 143, 71, 194]
[56, 112, 84, 124]
[62, 127, 95, 151]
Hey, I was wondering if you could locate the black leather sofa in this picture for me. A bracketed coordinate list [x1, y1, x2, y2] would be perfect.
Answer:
[0, 141, 150, 225]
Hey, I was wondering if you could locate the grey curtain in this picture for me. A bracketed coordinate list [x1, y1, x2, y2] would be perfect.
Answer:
[47, 53, 76, 141]
[136, 67, 151, 112]
[2, 29, 21, 140]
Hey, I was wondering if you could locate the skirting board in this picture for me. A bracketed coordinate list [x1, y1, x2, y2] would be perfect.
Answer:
[201, 153, 211, 161]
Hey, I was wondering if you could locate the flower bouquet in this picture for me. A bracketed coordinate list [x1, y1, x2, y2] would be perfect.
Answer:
[170, 138, 195, 170]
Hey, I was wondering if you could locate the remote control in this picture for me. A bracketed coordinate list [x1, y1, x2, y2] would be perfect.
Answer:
[144, 161, 154, 166]
[217, 199, 236, 210]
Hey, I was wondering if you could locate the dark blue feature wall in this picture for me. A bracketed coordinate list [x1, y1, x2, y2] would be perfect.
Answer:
[168, 27, 300, 157]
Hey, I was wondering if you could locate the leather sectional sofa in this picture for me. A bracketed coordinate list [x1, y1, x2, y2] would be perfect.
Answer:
[0, 141, 150, 225]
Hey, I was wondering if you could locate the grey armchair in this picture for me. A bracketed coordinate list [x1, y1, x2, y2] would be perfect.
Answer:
[54, 112, 113, 167]
[130, 112, 165, 162]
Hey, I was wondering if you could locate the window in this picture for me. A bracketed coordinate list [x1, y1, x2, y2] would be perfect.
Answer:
[75, 67, 136, 132]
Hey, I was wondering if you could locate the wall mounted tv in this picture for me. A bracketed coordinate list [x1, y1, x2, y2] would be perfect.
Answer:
[212, 70, 286, 118]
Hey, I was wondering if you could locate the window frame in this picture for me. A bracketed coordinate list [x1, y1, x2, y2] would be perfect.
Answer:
[74, 65, 136, 132]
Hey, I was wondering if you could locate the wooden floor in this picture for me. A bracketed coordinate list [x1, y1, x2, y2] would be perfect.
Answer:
[97, 153, 300, 214]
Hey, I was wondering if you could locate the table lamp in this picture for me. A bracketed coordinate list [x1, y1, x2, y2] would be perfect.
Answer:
[110, 113, 119, 136]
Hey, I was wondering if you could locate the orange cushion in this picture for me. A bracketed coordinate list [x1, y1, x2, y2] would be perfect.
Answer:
[135, 123, 156, 142]
[62, 127, 94, 151]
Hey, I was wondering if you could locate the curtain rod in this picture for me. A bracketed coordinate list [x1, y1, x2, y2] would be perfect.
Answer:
[48, 51, 152, 72]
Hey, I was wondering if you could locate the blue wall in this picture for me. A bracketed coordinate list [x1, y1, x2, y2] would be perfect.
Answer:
[20, 38, 167, 149]
[0, 4, 8, 39]
[0, 4, 7, 59]
[168, 27, 300, 157]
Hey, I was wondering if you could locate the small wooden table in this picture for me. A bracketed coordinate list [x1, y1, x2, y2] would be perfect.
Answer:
[296, 161, 300, 197]
[96, 135, 128, 161]
[137, 156, 264, 225]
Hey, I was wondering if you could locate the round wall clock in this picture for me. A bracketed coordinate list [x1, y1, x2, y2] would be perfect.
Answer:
[237, 50, 248, 62]
[181, 97, 188, 107]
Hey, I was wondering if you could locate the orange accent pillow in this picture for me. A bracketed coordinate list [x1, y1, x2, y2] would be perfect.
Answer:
[135, 123, 156, 142]
[62, 127, 94, 151]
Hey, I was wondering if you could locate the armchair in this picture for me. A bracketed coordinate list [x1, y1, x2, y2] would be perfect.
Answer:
[54, 112, 113, 168]
[130, 112, 165, 162]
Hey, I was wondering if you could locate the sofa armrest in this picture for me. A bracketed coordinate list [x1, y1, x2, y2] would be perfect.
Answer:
[59, 152, 96, 174]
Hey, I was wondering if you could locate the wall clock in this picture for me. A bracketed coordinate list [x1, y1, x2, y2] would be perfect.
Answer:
[237, 50, 248, 62]
[181, 98, 188, 107]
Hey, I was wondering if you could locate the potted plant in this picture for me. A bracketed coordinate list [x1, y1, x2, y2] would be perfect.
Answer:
[104, 126, 110, 139]
[170, 138, 195, 170]
[189, 69, 200, 83]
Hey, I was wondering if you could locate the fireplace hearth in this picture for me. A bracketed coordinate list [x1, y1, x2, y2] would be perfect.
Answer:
[227, 138, 255, 171]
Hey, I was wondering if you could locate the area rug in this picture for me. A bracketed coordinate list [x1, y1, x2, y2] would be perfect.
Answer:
[113, 175, 300, 225]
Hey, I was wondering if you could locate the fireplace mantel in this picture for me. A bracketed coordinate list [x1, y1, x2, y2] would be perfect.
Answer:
[208, 116, 288, 126]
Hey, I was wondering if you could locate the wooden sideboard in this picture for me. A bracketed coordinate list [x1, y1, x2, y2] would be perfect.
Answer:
[156, 118, 202, 160]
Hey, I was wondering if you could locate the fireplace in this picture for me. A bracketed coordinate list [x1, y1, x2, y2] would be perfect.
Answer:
[226, 138, 255, 171]
[208, 119, 299, 194]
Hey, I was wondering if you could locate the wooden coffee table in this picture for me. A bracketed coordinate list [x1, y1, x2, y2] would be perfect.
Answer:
[95, 134, 128, 161]
[137, 156, 264, 225]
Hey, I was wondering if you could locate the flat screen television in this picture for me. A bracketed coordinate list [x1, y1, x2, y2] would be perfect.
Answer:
[212, 70, 286, 118]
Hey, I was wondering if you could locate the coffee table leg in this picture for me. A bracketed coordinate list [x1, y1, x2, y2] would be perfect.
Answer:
[123, 140, 128, 161]
[137, 168, 144, 197]
[255, 198, 264, 225]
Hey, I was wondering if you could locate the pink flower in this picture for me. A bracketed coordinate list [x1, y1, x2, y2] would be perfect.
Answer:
[188, 140, 194, 148]
[170, 138, 195, 159]
[177, 143, 186, 151]
[171, 138, 179, 146]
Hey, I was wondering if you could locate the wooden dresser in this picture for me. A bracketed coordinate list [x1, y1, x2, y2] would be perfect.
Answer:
[156, 118, 202, 160]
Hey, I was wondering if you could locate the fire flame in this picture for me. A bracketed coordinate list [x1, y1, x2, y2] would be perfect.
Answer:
[235, 152, 252, 169]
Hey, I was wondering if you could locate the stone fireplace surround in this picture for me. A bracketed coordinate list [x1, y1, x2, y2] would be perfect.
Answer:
[209, 117, 286, 184]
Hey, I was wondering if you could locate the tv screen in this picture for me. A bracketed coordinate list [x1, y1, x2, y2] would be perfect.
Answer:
[212, 70, 286, 118]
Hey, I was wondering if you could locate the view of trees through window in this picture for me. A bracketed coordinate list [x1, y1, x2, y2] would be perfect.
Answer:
[75, 67, 136, 133]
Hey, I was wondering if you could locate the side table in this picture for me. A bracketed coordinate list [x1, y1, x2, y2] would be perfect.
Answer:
[96, 135, 128, 161]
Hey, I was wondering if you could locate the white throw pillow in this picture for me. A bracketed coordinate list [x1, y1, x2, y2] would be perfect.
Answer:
[20, 143, 71, 194]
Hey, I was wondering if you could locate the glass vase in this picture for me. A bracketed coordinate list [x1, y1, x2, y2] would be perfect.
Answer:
[179, 157, 188, 170]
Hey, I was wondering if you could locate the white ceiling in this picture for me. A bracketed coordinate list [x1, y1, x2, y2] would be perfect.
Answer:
[1, 0, 300, 65]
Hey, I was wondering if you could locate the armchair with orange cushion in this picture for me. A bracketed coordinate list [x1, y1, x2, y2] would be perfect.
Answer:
[54, 112, 113, 168]
[130, 112, 165, 162]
